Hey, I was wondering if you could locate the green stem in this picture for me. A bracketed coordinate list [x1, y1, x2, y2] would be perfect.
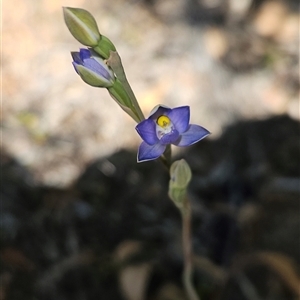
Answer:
[160, 145, 172, 171]
[160, 156, 170, 171]
[182, 199, 200, 300]
[107, 51, 145, 122]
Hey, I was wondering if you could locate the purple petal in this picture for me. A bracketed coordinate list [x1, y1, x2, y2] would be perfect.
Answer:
[79, 48, 92, 60]
[83, 58, 111, 79]
[135, 119, 158, 145]
[173, 124, 210, 147]
[160, 128, 180, 145]
[148, 105, 171, 120]
[71, 52, 82, 64]
[137, 142, 166, 162]
[72, 61, 80, 74]
[166, 106, 190, 133]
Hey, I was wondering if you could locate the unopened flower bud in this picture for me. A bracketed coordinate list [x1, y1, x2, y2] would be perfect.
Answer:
[168, 159, 192, 209]
[71, 48, 115, 87]
[63, 7, 101, 46]
[170, 159, 192, 188]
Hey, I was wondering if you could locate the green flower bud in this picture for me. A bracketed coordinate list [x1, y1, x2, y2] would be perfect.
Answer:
[170, 159, 192, 189]
[168, 159, 192, 209]
[63, 7, 101, 46]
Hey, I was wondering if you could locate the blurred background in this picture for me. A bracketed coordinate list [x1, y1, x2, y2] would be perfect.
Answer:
[1, 0, 299, 299]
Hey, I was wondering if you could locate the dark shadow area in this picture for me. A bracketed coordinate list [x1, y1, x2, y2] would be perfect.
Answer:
[1, 115, 299, 300]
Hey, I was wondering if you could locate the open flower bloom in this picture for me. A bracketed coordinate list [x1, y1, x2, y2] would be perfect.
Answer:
[135, 105, 210, 162]
[71, 48, 115, 87]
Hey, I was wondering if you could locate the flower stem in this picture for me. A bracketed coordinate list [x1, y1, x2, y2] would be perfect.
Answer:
[160, 144, 172, 170]
[181, 199, 200, 300]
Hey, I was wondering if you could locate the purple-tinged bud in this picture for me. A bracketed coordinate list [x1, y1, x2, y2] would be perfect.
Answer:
[71, 48, 115, 87]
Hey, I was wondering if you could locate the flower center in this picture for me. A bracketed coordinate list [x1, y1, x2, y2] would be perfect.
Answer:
[156, 115, 173, 139]
[157, 115, 171, 128]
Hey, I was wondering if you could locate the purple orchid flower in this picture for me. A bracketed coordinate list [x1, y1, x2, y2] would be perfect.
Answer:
[135, 105, 210, 162]
[71, 48, 115, 87]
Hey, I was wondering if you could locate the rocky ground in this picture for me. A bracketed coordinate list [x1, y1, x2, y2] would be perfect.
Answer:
[1, 0, 300, 299]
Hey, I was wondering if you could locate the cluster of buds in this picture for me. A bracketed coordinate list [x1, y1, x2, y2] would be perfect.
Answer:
[63, 7, 144, 122]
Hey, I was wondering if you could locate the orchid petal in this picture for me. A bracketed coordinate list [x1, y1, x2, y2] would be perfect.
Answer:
[173, 125, 210, 146]
[149, 105, 171, 120]
[166, 106, 190, 133]
[72, 61, 80, 74]
[137, 142, 166, 162]
[79, 48, 92, 60]
[71, 52, 82, 64]
[82, 58, 112, 79]
[135, 119, 158, 145]
[160, 129, 180, 145]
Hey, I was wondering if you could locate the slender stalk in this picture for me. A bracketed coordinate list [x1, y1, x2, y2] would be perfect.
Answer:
[160, 145, 172, 171]
[160, 155, 170, 171]
[181, 200, 200, 300]
[157, 145, 198, 300]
